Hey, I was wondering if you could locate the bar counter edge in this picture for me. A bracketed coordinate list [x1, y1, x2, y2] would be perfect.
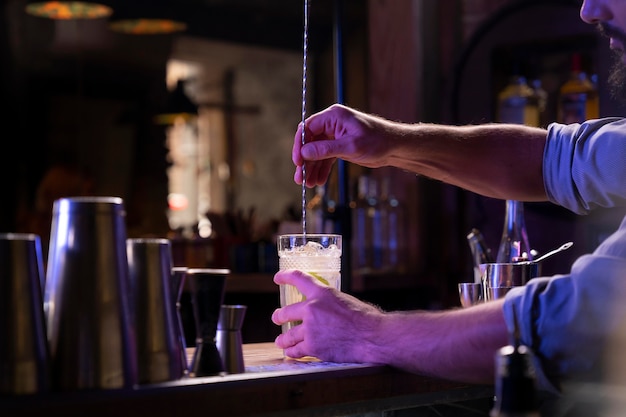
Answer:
[0, 343, 494, 417]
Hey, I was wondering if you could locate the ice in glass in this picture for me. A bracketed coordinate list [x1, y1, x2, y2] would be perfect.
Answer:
[277, 234, 342, 334]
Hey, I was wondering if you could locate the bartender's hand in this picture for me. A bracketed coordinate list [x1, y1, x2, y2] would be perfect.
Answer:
[272, 269, 384, 363]
[293, 104, 396, 187]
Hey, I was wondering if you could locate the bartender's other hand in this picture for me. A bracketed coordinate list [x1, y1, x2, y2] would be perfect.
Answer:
[272, 269, 383, 363]
[293, 104, 393, 187]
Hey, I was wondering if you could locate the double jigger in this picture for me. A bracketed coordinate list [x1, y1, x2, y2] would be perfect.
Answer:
[0, 196, 247, 395]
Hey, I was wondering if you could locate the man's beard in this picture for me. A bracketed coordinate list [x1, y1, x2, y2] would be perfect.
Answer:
[597, 23, 626, 102]
[607, 50, 626, 103]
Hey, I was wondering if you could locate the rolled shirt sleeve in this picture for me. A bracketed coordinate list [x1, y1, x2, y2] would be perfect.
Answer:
[543, 118, 626, 215]
[503, 118, 626, 393]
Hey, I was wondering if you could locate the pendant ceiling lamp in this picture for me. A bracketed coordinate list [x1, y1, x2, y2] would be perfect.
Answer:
[107, 1, 187, 35]
[154, 79, 198, 125]
[108, 19, 187, 35]
[25, 1, 113, 20]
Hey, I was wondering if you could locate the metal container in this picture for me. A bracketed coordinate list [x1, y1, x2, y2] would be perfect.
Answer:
[45, 196, 137, 391]
[480, 262, 540, 288]
[188, 268, 229, 377]
[0, 233, 49, 394]
[127, 238, 185, 384]
[171, 266, 189, 374]
[216, 304, 247, 374]
[458, 282, 484, 308]
[479, 261, 541, 301]
[486, 286, 516, 301]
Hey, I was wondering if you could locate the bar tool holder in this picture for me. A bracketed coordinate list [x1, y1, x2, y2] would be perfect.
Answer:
[188, 268, 229, 377]
[216, 304, 247, 374]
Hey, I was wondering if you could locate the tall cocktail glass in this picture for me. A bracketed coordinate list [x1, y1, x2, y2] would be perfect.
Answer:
[277, 234, 342, 335]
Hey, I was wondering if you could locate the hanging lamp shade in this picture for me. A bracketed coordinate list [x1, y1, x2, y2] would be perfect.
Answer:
[107, 2, 187, 35]
[25, 1, 113, 20]
[154, 79, 198, 125]
[109, 18, 187, 35]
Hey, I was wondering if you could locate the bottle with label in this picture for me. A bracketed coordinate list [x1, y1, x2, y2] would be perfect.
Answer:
[557, 53, 599, 124]
[496, 75, 540, 127]
[496, 200, 532, 263]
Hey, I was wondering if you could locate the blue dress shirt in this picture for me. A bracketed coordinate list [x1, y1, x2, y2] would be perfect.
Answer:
[503, 118, 626, 394]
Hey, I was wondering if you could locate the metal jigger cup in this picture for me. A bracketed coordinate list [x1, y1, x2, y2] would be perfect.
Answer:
[458, 282, 484, 308]
[0, 233, 50, 395]
[45, 196, 137, 391]
[216, 304, 247, 374]
[188, 268, 229, 377]
[127, 238, 185, 384]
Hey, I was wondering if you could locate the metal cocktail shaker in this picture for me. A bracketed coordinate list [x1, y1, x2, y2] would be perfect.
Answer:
[45, 197, 137, 391]
[0, 233, 49, 394]
[127, 238, 185, 384]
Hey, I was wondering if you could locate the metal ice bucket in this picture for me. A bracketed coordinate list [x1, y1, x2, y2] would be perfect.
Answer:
[479, 261, 541, 301]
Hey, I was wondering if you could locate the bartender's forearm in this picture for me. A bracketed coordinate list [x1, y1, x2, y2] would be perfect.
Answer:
[389, 123, 548, 202]
[368, 300, 508, 384]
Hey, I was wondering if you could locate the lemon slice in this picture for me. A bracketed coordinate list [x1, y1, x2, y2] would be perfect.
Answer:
[309, 272, 329, 286]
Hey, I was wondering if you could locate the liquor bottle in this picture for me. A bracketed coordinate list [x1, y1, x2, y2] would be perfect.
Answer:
[496, 75, 540, 127]
[490, 344, 541, 417]
[467, 228, 494, 283]
[496, 200, 532, 263]
[491, 321, 540, 417]
[557, 53, 599, 124]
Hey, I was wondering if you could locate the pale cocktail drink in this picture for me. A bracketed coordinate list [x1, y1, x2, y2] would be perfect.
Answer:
[277, 234, 342, 334]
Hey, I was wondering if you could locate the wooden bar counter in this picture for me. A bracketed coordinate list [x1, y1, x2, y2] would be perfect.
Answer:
[0, 343, 493, 417]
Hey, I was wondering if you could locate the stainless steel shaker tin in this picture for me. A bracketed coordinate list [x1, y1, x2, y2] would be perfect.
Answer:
[45, 196, 137, 391]
[216, 304, 247, 374]
[0, 233, 49, 394]
[127, 238, 185, 384]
